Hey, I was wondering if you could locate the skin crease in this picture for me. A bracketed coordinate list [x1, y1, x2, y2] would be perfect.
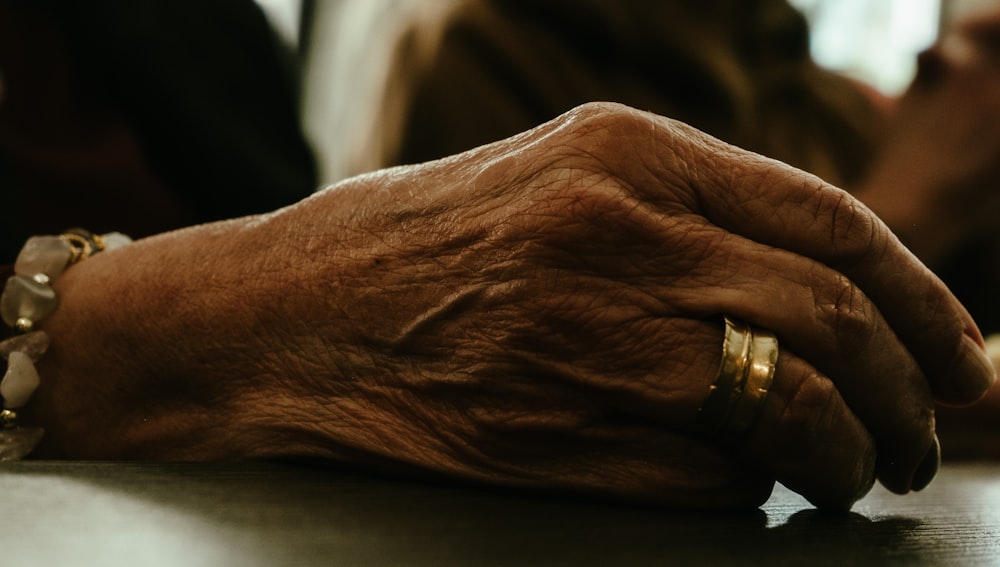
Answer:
[19, 102, 995, 511]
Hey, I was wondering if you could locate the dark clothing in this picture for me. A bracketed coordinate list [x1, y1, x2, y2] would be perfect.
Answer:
[0, 0, 317, 260]
[395, 0, 885, 189]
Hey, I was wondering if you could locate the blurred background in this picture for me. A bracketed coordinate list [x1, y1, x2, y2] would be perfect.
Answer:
[256, 0, 982, 93]
[791, 0, 999, 91]
[251, 0, 996, 183]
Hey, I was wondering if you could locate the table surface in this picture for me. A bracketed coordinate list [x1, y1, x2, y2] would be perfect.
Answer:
[2, 461, 998, 566]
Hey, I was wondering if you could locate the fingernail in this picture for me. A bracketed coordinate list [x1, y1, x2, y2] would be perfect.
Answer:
[954, 334, 996, 402]
[912, 435, 940, 491]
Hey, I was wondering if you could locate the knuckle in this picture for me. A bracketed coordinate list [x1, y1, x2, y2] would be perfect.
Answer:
[566, 101, 646, 131]
[823, 190, 886, 266]
[772, 366, 842, 448]
[813, 273, 875, 358]
[519, 171, 648, 239]
[548, 102, 704, 210]
[557, 102, 657, 160]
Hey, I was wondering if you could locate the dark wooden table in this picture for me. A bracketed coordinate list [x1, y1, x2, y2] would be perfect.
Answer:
[2, 461, 998, 566]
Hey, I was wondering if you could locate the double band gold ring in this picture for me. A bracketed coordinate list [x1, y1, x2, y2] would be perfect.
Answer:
[695, 316, 778, 441]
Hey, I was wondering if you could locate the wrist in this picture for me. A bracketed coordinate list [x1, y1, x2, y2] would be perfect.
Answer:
[0, 231, 131, 459]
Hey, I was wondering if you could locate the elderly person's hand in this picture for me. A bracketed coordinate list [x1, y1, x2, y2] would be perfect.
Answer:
[23, 103, 994, 510]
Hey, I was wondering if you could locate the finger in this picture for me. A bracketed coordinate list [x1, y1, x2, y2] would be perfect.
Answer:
[741, 351, 878, 510]
[539, 316, 876, 508]
[638, 113, 995, 405]
[588, 321, 879, 509]
[656, 228, 936, 494]
[510, 190, 933, 493]
[606, 321, 880, 509]
[524, 182, 935, 492]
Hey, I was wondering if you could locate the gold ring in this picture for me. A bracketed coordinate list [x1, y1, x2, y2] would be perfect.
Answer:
[695, 316, 778, 440]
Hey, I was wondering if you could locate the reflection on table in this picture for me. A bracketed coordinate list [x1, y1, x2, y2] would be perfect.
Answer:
[2, 461, 998, 566]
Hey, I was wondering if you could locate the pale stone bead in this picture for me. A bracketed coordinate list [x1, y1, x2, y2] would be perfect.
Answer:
[0, 408, 15, 428]
[13, 318, 33, 333]
[0, 274, 57, 328]
[101, 232, 132, 251]
[1, 351, 40, 409]
[985, 333, 1000, 372]
[0, 427, 45, 461]
[14, 235, 71, 279]
[0, 331, 50, 362]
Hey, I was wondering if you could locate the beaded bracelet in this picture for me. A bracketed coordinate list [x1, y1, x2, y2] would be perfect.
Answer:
[0, 229, 130, 460]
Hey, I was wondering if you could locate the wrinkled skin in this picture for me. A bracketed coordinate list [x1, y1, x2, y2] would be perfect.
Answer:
[23, 103, 994, 510]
